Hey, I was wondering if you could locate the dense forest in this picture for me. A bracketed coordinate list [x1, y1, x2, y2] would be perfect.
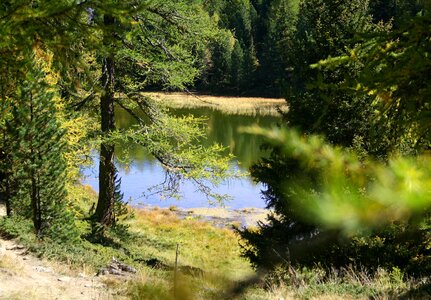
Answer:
[1, 0, 431, 299]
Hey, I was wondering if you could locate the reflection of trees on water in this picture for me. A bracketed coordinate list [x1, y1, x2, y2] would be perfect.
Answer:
[114, 107, 281, 171]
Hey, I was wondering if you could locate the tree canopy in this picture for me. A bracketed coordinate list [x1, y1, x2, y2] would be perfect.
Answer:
[239, 0, 431, 276]
[0, 0, 237, 235]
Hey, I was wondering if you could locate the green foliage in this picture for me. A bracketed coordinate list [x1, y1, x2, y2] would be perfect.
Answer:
[255, 0, 300, 94]
[201, 0, 305, 96]
[240, 0, 431, 277]
[112, 1, 215, 92]
[0, 215, 34, 240]
[242, 126, 431, 275]
[3, 56, 79, 242]
[88, 1, 239, 226]
[1, 0, 242, 233]
[110, 99, 238, 204]
[202, 0, 259, 93]
[0, 0, 102, 238]
[248, 127, 431, 232]
[239, 0, 384, 270]
[314, 8, 431, 151]
[203, 29, 235, 90]
[369, 0, 424, 26]
[283, 0, 387, 151]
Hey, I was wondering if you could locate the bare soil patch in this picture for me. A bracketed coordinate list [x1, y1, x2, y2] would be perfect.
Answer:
[0, 237, 120, 300]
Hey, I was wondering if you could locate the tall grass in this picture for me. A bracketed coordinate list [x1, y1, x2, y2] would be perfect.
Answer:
[143, 92, 288, 116]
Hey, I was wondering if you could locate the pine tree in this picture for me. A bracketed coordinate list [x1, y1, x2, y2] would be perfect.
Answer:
[6, 57, 78, 241]
[1, 1, 238, 233]
[239, 0, 380, 270]
[256, 0, 300, 95]
[231, 40, 245, 92]
[202, 0, 259, 93]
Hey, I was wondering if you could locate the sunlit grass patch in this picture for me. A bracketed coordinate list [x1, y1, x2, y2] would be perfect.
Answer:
[0, 252, 25, 275]
[143, 92, 288, 116]
[126, 207, 253, 280]
[3, 184, 425, 299]
[244, 266, 426, 300]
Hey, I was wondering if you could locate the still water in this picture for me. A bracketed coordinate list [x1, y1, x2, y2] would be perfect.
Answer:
[82, 107, 281, 209]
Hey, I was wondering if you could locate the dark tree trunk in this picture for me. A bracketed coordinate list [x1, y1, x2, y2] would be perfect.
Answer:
[94, 140, 116, 226]
[0, 158, 11, 216]
[93, 14, 116, 226]
[5, 177, 11, 216]
[29, 95, 42, 235]
[31, 170, 42, 236]
[0, 143, 10, 216]
[3, 158, 11, 217]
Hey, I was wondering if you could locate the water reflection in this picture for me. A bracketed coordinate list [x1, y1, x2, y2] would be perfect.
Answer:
[82, 107, 281, 208]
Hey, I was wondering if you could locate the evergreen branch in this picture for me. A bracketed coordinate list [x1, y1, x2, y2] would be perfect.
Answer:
[114, 98, 143, 124]
[71, 91, 96, 111]
[147, 7, 187, 27]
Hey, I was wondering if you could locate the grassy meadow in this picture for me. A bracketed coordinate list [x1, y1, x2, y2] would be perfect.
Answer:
[0, 184, 254, 298]
[1, 184, 427, 299]
[142, 92, 288, 116]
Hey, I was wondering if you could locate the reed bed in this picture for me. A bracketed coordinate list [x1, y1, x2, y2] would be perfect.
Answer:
[142, 92, 288, 116]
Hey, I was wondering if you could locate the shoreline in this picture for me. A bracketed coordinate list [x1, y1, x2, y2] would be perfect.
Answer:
[73, 184, 269, 230]
[135, 204, 270, 229]
[141, 91, 288, 116]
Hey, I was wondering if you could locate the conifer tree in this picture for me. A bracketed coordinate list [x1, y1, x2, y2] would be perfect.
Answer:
[1, 1, 238, 233]
[203, 0, 259, 93]
[87, 2, 235, 227]
[239, 0, 380, 269]
[6, 57, 78, 241]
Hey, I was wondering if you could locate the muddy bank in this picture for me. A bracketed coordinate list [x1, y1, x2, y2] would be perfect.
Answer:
[138, 205, 270, 229]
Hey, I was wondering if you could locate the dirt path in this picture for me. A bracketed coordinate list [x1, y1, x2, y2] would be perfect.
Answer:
[0, 204, 269, 299]
[0, 238, 117, 300]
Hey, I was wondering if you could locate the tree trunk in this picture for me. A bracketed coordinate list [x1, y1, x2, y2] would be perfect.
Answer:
[0, 140, 11, 216]
[93, 14, 116, 226]
[4, 174, 12, 216]
[94, 140, 116, 226]
[29, 94, 42, 235]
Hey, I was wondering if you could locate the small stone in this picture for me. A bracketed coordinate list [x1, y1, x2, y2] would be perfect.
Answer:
[58, 276, 71, 282]
[96, 268, 109, 276]
[6, 245, 25, 251]
[34, 266, 52, 273]
[0, 268, 14, 276]
[110, 268, 123, 276]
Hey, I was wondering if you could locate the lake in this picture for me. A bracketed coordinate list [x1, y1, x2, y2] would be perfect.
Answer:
[82, 103, 282, 209]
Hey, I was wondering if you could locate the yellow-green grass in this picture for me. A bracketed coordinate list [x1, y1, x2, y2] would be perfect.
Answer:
[125, 207, 253, 281]
[142, 92, 288, 116]
[239, 266, 421, 300]
[0, 203, 255, 298]
[37, 183, 253, 280]
[108, 206, 257, 299]
[0, 252, 25, 275]
[1, 183, 424, 299]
